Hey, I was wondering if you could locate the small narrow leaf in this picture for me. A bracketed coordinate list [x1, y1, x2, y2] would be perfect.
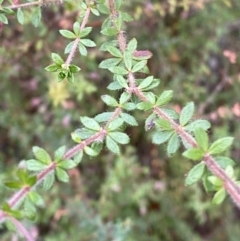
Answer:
[185, 162, 205, 186]
[59, 30, 76, 39]
[32, 146, 51, 164]
[58, 159, 77, 169]
[108, 132, 130, 144]
[81, 39, 96, 47]
[52, 53, 64, 65]
[106, 136, 120, 154]
[182, 148, 204, 161]
[17, 9, 24, 25]
[156, 90, 173, 106]
[212, 188, 226, 205]
[152, 131, 173, 145]
[54, 146, 66, 162]
[116, 75, 128, 88]
[132, 60, 147, 73]
[179, 102, 194, 126]
[127, 38, 137, 53]
[215, 156, 235, 168]
[84, 146, 99, 156]
[43, 172, 55, 190]
[107, 46, 122, 57]
[26, 159, 47, 172]
[184, 120, 211, 131]
[119, 92, 131, 104]
[80, 27, 92, 37]
[138, 76, 154, 90]
[56, 167, 69, 183]
[120, 113, 138, 126]
[137, 102, 153, 111]
[109, 66, 128, 75]
[101, 95, 118, 107]
[107, 118, 124, 131]
[194, 128, 209, 151]
[167, 133, 180, 155]
[208, 137, 234, 155]
[123, 50, 132, 70]
[99, 58, 122, 69]
[80, 117, 101, 131]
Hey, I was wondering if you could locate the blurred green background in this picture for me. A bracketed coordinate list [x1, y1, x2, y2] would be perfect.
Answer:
[0, 0, 240, 240]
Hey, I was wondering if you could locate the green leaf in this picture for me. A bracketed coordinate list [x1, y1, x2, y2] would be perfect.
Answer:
[179, 102, 194, 126]
[137, 102, 153, 111]
[28, 191, 44, 207]
[182, 148, 204, 161]
[107, 46, 122, 57]
[185, 162, 205, 186]
[80, 27, 92, 37]
[95, 112, 114, 122]
[52, 53, 64, 65]
[208, 137, 234, 155]
[107, 118, 124, 131]
[124, 50, 132, 70]
[64, 41, 75, 54]
[84, 146, 99, 156]
[132, 60, 147, 73]
[116, 75, 128, 88]
[97, 3, 110, 14]
[156, 90, 173, 106]
[215, 156, 235, 168]
[24, 198, 36, 218]
[101, 95, 118, 107]
[108, 132, 130, 144]
[107, 81, 123, 90]
[59, 29, 76, 39]
[138, 76, 154, 90]
[161, 108, 179, 119]
[212, 188, 226, 205]
[106, 136, 120, 154]
[69, 64, 80, 73]
[122, 102, 136, 111]
[119, 92, 131, 104]
[99, 40, 118, 51]
[99, 58, 122, 69]
[73, 151, 83, 165]
[54, 146, 66, 162]
[80, 116, 101, 131]
[127, 38, 137, 53]
[78, 43, 88, 56]
[101, 27, 118, 36]
[58, 71, 66, 81]
[74, 128, 96, 140]
[120, 113, 138, 126]
[194, 128, 209, 151]
[56, 167, 69, 183]
[152, 131, 173, 145]
[144, 92, 156, 104]
[26, 176, 37, 186]
[109, 66, 128, 75]
[155, 119, 172, 130]
[0, 14, 8, 24]
[31, 7, 41, 27]
[90, 7, 99, 16]
[43, 172, 55, 190]
[225, 165, 234, 178]
[184, 120, 211, 131]
[81, 39, 96, 47]
[17, 8, 24, 25]
[167, 133, 180, 155]
[73, 22, 80, 35]
[5, 181, 23, 189]
[32, 146, 51, 164]
[58, 159, 77, 169]
[45, 64, 60, 72]
[208, 176, 223, 187]
[26, 159, 47, 172]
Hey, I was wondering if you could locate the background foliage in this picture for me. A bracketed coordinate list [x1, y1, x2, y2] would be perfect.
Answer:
[1, 0, 240, 240]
